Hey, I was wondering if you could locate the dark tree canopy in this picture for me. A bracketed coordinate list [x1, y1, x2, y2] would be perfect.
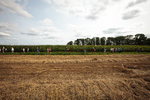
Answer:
[67, 34, 149, 45]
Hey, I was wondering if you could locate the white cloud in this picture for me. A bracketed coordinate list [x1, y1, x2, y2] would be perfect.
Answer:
[42, 0, 52, 4]
[40, 18, 52, 26]
[67, 24, 83, 33]
[0, 6, 5, 14]
[16, 0, 22, 2]
[0, 21, 18, 37]
[122, 9, 141, 20]
[126, 0, 148, 8]
[43, 35, 60, 39]
[103, 27, 131, 35]
[21, 28, 41, 35]
[21, 26, 60, 36]
[43, 0, 122, 20]
[0, 32, 11, 36]
[0, 0, 33, 18]
[67, 24, 90, 38]
[42, 26, 59, 32]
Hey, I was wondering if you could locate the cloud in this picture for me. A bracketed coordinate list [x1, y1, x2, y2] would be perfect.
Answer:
[16, 0, 22, 2]
[40, 18, 52, 26]
[0, 0, 33, 18]
[126, 0, 148, 8]
[102, 27, 131, 35]
[67, 24, 89, 37]
[86, 15, 98, 20]
[42, 26, 60, 33]
[112, 0, 121, 2]
[42, 0, 52, 4]
[122, 9, 140, 20]
[0, 21, 18, 37]
[44, 36, 60, 39]
[21, 28, 41, 35]
[21, 26, 60, 36]
[67, 24, 83, 34]
[103, 28, 123, 34]
[0, 32, 11, 36]
[43, 0, 118, 20]
[0, 6, 5, 14]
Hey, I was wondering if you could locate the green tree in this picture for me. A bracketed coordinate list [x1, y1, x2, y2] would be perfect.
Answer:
[146, 38, 150, 45]
[96, 37, 100, 45]
[101, 37, 106, 45]
[74, 39, 80, 45]
[67, 41, 73, 45]
[106, 37, 114, 45]
[80, 39, 85, 45]
[91, 37, 96, 45]
[134, 34, 147, 45]
[124, 35, 133, 45]
[115, 36, 126, 45]
[85, 38, 91, 45]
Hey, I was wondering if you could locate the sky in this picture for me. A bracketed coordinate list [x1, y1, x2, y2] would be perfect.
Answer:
[0, 0, 150, 45]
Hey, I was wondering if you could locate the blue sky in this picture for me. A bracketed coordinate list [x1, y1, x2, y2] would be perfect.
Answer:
[0, 0, 150, 45]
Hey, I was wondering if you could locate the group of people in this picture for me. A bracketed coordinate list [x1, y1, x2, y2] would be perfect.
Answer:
[21, 47, 29, 53]
[86, 47, 123, 53]
[0, 46, 144, 53]
[102, 47, 107, 53]
[135, 47, 142, 52]
[47, 47, 51, 53]
[0, 47, 14, 53]
[110, 48, 122, 53]
[0, 47, 7, 53]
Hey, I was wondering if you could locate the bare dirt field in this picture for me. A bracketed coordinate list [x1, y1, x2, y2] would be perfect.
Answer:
[0, 55, 150, 100]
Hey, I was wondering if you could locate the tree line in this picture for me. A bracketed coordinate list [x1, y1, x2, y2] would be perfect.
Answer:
[67, 34, 150, 45]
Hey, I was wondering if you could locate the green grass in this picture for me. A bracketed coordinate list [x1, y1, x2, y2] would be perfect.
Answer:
[0, 52, 150, 55]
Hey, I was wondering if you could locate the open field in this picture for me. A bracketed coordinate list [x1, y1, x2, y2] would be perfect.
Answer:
[0, 55, 150, 99]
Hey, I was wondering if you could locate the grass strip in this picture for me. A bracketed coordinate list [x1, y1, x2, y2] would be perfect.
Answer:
[0, 52, 150, 55]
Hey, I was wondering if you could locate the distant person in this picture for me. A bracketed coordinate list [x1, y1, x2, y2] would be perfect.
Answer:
[94, 48, 96, 52]
[25, 47, 27, 52]
[113, 48, 115, 52]
[0, 48, 1, 53]
[139, 48, 142, 53]
[135, 47, 137, 52]
[27, 47, 29, 52]
[84, 47, 86, 53]
[5, 48, 7, 52]
[37, 47, 39, 53]
[2, 47, 5, 53]
[118, 48, 120, 53]
[38, 47, 40, 53]
[102, 47, 104, 52]
[49, 47, 51, 53]
[23, 48, 25, 53]
[93, 47, 96, 53]
[47, 47, 49, 53]
[37, 47, 40, 53]
[11, 47, 14, 53]
[104, 48, 107, 52]
[66, 47, 69, 53]
[115, 48, 118, 52]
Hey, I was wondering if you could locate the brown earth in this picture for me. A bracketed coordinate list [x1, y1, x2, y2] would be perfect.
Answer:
[0, 55, 150, 100]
